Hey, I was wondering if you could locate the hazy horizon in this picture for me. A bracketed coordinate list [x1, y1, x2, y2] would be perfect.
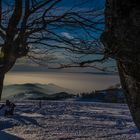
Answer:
[4, 71, 120, 93]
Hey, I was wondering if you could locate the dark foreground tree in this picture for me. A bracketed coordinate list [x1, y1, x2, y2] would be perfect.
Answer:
[0, 0, 103, 99]
[101, 0, 140, 130]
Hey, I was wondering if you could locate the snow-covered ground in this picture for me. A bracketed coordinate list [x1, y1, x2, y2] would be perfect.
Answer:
[0, 101, 140, 140]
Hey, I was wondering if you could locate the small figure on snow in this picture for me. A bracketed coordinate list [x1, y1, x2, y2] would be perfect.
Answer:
[39, 100, 42, 108]
[0, 100, 16, 117]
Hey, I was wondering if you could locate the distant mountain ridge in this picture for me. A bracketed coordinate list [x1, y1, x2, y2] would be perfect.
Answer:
[2, 83, 125, 103]
[2, 83, 73, 100]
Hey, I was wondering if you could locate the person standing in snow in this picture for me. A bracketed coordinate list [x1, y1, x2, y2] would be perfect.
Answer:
[39, 100, 42, 108]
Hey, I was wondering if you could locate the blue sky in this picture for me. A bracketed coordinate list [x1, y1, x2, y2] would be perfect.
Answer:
[46, 0, 105, 41]
[3, 0, 105, 8]
[58, 0, 105, 9]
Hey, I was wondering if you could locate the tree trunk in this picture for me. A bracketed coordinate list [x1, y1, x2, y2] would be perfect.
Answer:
[118, 61, 140, 131]
[101, 0, 140, 131]
[0, 72, 5, 100]
[0, 48, 17, 100]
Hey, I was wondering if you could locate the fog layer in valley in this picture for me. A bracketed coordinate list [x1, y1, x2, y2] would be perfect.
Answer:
[4, 72, 120, 92]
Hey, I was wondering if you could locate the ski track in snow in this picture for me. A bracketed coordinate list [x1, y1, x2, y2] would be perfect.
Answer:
[0, 101, 140, 140]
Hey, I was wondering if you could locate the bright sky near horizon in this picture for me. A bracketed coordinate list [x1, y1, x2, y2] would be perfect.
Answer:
[4, 71, 120, 92]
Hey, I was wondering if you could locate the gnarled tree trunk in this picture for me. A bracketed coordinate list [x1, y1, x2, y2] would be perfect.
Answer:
[101, 0, 140, 130]
[118, 61, 140, 131]
[0, 50, 17, 100]
[0, 72, 4, 100]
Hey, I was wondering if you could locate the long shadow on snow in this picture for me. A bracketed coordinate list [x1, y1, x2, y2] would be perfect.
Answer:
[0, 131, 24, 140]
[0, 114, 42, 131]
[68, 111, 132, 123]
[98, 127, 139, 138]
[14, 114, 42, 126]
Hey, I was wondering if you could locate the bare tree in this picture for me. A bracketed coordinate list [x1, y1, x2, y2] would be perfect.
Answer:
[101, 0, 140, 131]
[0, 0, 103, 99]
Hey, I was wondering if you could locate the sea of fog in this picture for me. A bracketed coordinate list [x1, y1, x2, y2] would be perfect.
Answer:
[4, 72, 120, 93]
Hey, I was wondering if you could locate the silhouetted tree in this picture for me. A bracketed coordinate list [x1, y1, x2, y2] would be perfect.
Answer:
[101, 0, 140, 131]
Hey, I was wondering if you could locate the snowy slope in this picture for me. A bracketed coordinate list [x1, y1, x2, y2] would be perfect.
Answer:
[0, 101, 140, 140]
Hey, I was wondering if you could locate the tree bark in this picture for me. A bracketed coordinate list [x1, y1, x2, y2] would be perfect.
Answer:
[0, 72, 5, 100]
[117, 61, 140, 131]
[0, 48, 17, 100]
[101, 0, 140, 131]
